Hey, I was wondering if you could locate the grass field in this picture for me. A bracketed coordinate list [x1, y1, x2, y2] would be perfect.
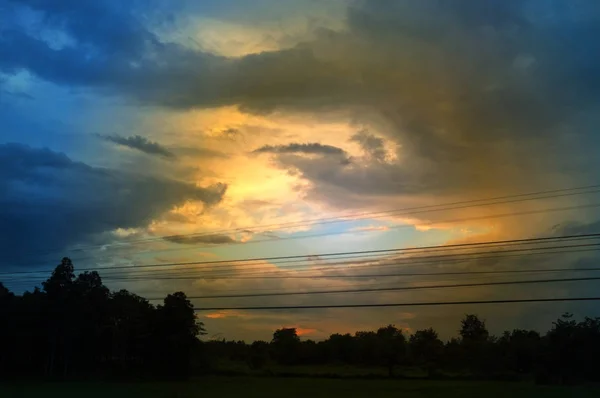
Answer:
[2, 377, 599, 398]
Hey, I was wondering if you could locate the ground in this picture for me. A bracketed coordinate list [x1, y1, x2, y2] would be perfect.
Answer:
[2, 377, 599, 398]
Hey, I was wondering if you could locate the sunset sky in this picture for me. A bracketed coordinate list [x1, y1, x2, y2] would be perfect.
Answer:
[2, 0, 600, 341]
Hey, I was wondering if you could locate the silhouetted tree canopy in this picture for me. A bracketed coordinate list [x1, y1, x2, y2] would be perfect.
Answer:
[2, 259, 600, 385]
[460, 314, 489, 343]
[0, 258, 202, 380]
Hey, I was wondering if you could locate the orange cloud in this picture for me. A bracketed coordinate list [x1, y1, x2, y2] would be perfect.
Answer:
[205, 312, 227, 319]
[296, 328, 317, 336]
[350, 225, 390, 232]
[282, 326, 318, 336]
[204, 310, 249, 319]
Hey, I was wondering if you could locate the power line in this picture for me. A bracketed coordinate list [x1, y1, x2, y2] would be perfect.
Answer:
[193, 297, 600, 311]
[95, 243, 600, 281]
[103, 266, 600, 282]
[2, 245, 596, 294]
[180, 184, 600, 239]
[44, 201, 600, 264]
[3, 232, 599, 277]
[10, 184, 600, 265]
[155, 275, 600, 301]
[5, 245, 600, 288]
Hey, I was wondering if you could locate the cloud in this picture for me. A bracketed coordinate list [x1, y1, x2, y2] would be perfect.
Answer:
[6, 0, 600, 340]
[552, 220, 600, 237]
[100, 134, 176, 159]
[350, 130, 388, 162]
[0, 143, 227, 267]
[4, 1, 600, 257]
[253, 142, 347, 156]
[219, 128, 242, 140]
[171, 146, 228, 159]
[289, 327, 318, 337]
[163, 234, 236, 245]
[5, 0, 599, 209]
[349, 225, 390, 233]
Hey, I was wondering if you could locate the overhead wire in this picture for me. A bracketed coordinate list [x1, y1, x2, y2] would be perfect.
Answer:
[8, 184, 600, 266]
[8, 243, 600, 299]
[149, 275, 600, 301]
[40, 201, 600, 265]
[192, 297, 600, 311]
[120, 241, 600, 277]
[3, 232, 600, 277]
[84, 242, 600, 282]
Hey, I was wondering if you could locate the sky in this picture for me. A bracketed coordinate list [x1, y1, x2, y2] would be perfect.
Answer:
[2, 0, 600, 341]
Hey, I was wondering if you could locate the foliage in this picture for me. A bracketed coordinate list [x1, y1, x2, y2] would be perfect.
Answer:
[0, 258, 202, 380]
[2, 261, 600, 385]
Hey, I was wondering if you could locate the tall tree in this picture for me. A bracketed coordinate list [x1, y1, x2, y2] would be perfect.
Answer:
[376, 325, 406, 377]
[271, 328, 301, 365]
[42, 257, 76, 378]
[459, 314, 491, 374]
[498, 329, 540, 375]
[409, 328, 443, 376]
[460, 314, 489, 343]
[153, 292, 203, 379]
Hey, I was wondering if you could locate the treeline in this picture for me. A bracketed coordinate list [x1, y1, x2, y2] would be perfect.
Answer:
[2, 258, 600, 384]
[0, 258, 203, 380]
[205, 314, 600, 384]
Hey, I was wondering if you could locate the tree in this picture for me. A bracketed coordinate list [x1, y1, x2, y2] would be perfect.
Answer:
[271, 328, 301, 365]
[108, 289, 155, 375]
[324, 333, 355, 363]
[539, 312, 595, 385]
[153, 292, 203, 379]
[0, 259, 214, 381]
[498, 329, 540, 375]
[409, 328, 443, 376]
[460, 314, 489, 343]
[0, 282, 15, 375]
[42, 258, 77, 378]
[0, 282, 12, 300]
[376, 325, 406, 377]
[574, 317, 600, 381]
[354, 330, 379, 366]
[69, 271, 110, 376]
[249, 341, 270, 369]
[459, 314, 491, 374]
[10, 256, 600, 384]
[42, 258, 74, 296]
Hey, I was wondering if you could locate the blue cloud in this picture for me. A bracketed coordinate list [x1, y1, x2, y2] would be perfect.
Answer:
[100, 134, 176, 159]
[0, 143, 226, 268]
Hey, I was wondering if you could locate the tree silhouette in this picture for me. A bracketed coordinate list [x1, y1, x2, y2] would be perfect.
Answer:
[458, 314, 494, 374]
[460, 314, 489, 343]
[0, 258, 205, 381]
[272, 328, 301, 365]
[498, 329, 540, 375]
[249, 341, 270, 369]
[154, 292, 204, 379]
[409, 328, 443, 376]
[3, 257, 600, 384]
[375, 325, 406, 377]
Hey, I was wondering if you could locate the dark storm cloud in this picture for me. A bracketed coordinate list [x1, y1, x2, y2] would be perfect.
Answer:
[0, 0, 226, 104]
[350, 131, 387, 162]
[553, 220, 600, 236]
[253, 143, 347, 156]
[3, 0, 600, 200]
[163, 234, 236, 245]
[4, 0, 600, 112]
[0, 143, 227, 267]
[100, 134, 176, 159]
